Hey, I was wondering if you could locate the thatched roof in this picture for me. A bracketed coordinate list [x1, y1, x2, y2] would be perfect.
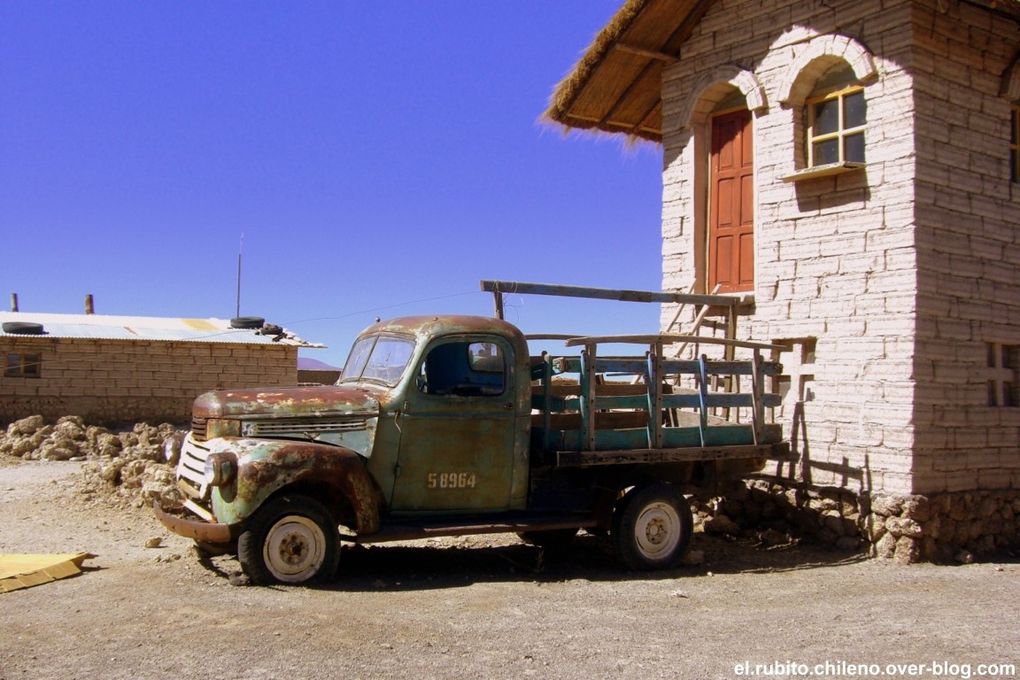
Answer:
[545, 0, 1020, 143]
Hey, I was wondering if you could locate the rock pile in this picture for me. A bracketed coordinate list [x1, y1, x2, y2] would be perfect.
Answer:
[689, 477, 1019, 563]
[0, 414, 183, 509]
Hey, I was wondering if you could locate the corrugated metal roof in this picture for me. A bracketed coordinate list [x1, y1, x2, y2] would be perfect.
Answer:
[0, 312, 324, 347]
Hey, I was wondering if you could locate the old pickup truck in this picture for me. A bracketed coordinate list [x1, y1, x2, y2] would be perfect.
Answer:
[155, 314, 789, 584]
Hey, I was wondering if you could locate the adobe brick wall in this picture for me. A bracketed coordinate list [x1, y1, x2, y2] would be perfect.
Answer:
[0, 336, 298, 425]
[909, 1, 1020, 495]
[659, 0, 918, 495]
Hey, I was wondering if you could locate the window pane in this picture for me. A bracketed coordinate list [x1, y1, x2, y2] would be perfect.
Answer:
[23, 354, 40, 378]
[843, 91, 866, 128]
[813, 99, 839, 135]
[812, 139, 839, 166]
[468, 342, 504, 373]
[1012, 150, 1018, 183]
[844, 132, 866, 163]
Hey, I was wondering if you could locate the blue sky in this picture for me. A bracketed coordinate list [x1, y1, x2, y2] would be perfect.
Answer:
[1, 1, 664, 366]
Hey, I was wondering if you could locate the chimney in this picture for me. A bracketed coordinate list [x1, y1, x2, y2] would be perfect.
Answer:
[10, 293, 18, 312]
[85, 294, 95, 315]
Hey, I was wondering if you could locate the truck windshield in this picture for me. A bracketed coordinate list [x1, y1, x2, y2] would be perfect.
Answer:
[339, 335, 415, 387]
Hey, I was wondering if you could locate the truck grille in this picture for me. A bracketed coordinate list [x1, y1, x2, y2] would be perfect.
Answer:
[244, 418, 367, 437]
[191, 417, 208, 442]
[177, 435, 210, 500]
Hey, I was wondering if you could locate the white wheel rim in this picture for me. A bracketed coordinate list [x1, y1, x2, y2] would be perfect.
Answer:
[263, 515, 327, 583]
[634, 501, 682, 560]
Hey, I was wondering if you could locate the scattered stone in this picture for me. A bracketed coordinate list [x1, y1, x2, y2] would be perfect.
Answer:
[669, 589, 689, 599]
[145, 536, 163, 549]
[228, 573, 251, 587]
[759, 528, 788, 547]
[955, 550, 975, 565]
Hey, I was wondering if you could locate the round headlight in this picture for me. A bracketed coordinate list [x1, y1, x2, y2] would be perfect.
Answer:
[204, 452, 237, 487]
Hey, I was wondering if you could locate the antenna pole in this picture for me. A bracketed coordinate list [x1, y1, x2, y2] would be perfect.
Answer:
[235, 233, 244, 318]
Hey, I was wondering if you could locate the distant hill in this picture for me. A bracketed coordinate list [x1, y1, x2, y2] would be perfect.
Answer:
[297, 357, 340, 370]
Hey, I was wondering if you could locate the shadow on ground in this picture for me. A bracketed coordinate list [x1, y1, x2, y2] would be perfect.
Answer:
[196, 532, 869, 591]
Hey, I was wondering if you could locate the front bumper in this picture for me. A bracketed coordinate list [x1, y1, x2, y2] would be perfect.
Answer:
[153, 501, 238, 544]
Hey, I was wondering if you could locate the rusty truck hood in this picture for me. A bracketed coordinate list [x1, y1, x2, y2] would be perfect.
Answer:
[193, 384, 381, 419]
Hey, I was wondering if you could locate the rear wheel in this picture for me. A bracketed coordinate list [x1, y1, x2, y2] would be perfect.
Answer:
[612, 483, 692, 570]
[238, 494, 340, 585]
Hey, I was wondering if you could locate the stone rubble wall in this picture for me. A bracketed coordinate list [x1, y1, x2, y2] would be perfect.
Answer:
[0, 336, 298, 425]
[691, 478, 1018, 564]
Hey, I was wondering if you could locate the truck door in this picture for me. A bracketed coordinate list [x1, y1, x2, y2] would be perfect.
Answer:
[390, 335, 517, 512]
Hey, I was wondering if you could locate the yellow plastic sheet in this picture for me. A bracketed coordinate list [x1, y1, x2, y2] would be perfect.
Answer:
[0, 553, 94, 593]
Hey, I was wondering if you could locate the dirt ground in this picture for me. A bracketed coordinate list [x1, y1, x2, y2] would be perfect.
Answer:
[1, 460, 1018, 680]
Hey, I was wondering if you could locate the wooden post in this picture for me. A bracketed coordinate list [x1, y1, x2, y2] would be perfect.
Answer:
[542, 352, 552, 451]
[9, 293, 18, 312]
[645, 342, 664, 449]
[493, 291, 504, 320]
[84, 294, 95, 315]
[750, 349, 763, 445]
[579, 344, 597, 452]
[696, 354, 709, 447]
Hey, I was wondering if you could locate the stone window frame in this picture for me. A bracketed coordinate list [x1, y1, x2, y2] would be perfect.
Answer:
[986, 342, 1019, 407]
[805, 83, 866, 168]
[3, 352, 41, 379]
[777, 34, 877, 182]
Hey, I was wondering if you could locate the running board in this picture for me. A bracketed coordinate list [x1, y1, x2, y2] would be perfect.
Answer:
[346, 514, 597, 544]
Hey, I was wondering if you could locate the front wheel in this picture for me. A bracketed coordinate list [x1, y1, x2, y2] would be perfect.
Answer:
[612, 483, 693, 570]
[238, 494, 340, 585]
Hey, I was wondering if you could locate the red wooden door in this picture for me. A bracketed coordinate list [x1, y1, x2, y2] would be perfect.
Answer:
[708, 109, 754, 293]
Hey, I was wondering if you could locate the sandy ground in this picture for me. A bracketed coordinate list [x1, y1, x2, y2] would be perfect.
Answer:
[1, 460, 1018, 680]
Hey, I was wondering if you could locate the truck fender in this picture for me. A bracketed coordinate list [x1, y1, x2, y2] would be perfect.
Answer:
[226, 440, 383, 534]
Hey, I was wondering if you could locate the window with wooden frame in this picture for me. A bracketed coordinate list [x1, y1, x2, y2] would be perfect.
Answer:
[806, 84, 866, 167]
[1010, 103, 1019, 183]
[3, 352, 41, 378]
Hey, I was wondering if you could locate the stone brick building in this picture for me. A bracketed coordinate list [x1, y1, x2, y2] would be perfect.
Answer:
[0, 312, 320, 424]
[547, 0, 1020, 560]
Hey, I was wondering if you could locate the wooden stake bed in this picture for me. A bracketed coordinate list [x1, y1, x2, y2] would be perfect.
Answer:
[556, 442, 793, 468]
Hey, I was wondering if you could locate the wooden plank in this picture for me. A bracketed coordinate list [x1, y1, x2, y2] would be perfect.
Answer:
[479, 280, 743, 307]
[613, 43, 679, 63]
[556, 442, 791, 468]
[663, 359, 783, 376]
[564, 334, 789, 351]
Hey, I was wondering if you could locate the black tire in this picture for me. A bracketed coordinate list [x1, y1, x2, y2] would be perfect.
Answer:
[517, 528, 580, 550]
[238, 494, 340, 585]
[230, 316, 265, 329]
[2, 322, 45, 335]
[612, 483, 693, 570]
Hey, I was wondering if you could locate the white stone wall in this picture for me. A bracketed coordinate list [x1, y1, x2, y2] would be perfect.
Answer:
[660, 0, 920, 494]
[909, 1, 1020, 494]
